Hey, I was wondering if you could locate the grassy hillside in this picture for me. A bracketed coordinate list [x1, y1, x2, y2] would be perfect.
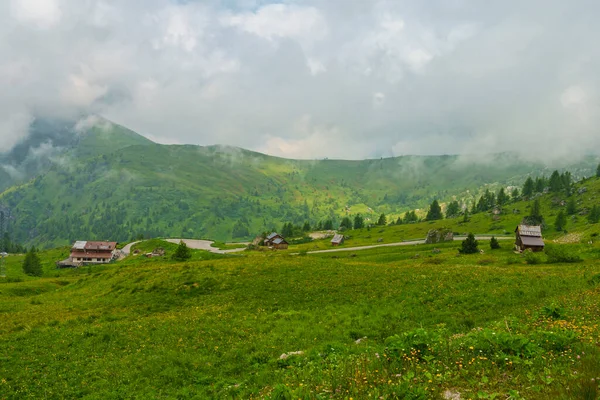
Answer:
[1, 117, 598, 248]
[0, 239, 599, 398]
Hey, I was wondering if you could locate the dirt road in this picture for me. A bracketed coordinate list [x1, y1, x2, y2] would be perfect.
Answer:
[121, 239, 246, 256]
[303, 235, 513, 255]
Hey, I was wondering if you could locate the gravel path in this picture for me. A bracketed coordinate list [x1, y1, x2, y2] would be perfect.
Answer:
[121, 239, 246, 256]
[303, 235, 513, 255]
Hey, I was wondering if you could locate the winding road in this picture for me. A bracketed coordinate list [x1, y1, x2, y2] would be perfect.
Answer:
[301, 235, 513, 255]
[121, 239, 246, 256]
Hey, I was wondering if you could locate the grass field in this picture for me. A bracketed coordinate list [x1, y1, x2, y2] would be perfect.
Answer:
[1, 238, 599, 399]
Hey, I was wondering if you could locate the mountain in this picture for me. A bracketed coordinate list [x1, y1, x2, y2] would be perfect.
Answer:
[0, 118, 598, 247]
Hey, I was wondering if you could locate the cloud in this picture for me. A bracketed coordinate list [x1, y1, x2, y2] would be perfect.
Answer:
[1, 0, 600, 161]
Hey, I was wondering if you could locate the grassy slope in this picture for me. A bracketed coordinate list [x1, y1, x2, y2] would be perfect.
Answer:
[2, 124, 599, 248]
[0, 240, 599, 399]
[284, 176, 600, 252]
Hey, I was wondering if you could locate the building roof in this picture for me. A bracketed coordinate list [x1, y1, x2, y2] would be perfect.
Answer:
[516, 225, 542, 237]
[521, 236, 545, 247]
[85, 241, 117, 251]
[72, 241, 87, 250]
[331, 234, 344, 244]
[266, 232, 281, 240]
[272, 237, 287, 245]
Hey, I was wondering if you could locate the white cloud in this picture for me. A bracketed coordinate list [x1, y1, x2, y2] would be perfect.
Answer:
[1, 1, 600, 161]
[10, 0, 62, 29]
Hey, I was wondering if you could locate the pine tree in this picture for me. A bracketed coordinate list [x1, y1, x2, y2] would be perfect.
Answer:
[549, 170, 562, 193]
[353, 214, 364, 229]
[446, 201, 460, 218]
[597, 163, 600, 178]
[522, 177, 534, 198]
[426, 200, 443, 221]
[589, 205, 600, 224]
[459, 233, 479, 254]
[496, 188, 508, 206]
[22, 247, 42, 277]
[511, 187, 520, 202]
[490, 236, 500, 250]
[377, 213, 387, 226]
[566, 197, 577, 215]
[340, 217, 352, 230]
[302, 221, 311, 232]
[526, 199, 544, 225]
[554, 210, 567, 232]
[171, 241, 192, 261]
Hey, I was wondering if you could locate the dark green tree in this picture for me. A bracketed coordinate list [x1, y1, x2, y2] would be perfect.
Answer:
[340, 217, 352, 230]
[597, 163, 600, 178]
[511, 187, 520, 202]
[377, 213, 387, 226]
[403, 210, 418, 224]
[445, 201, 460, 218]
[589, 205, 600, 224]
[534, 177, 546, 193]
[459, 233, 479, 254]
[232, 220, 250, 238]
[496, 188, 509, 207]
[323, 219, 334, 230]
[490, 236, 501, 250]
[525, 199, 544, 225]
[522, 177, 534, 198]
[554, 210, 567, 232]
[426, 199, 443, 221]
[172, 241, 192, 261]
[302, 221, 311, 232]
[353, 214, 364, 229]
[281, 222, 294, 238]
[22, 247, 42, 276]
[566, 197, 577, 215]
[549, 170, 562, 193]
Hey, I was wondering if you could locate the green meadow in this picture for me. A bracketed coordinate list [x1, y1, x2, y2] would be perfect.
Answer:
[1, 238, 599, 399]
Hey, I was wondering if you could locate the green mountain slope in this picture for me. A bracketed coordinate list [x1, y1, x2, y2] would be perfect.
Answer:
[1, 119, 599, 248]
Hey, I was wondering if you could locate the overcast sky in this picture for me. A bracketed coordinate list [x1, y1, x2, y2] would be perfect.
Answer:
[1, 0, 599, 160]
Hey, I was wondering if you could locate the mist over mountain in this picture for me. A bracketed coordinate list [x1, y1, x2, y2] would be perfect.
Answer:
[0, 117, 598, 248]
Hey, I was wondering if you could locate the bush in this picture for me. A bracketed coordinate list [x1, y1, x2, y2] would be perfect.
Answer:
[524, 250, 543, 265]
[544, 244, 582, 263]
[22, 248, 42, 277]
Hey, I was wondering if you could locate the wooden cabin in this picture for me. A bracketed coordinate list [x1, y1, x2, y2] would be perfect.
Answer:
[331, 234, 344, 246]
[264, 232, 283, 247]
[271, 237, 289, 250]
[515, 225, 544, 252]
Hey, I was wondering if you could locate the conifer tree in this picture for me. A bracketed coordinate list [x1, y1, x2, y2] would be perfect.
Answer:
[496, 188, 508, 206]
[511, 187, 520, 202]
[353, 214, 364, 229]
[445, 201, 460, 218]
[171, 241, 192, 261]
[589, 205, 600, 224]
[522, 177, 534, 198]
[22, 247, 42, 277]
[566, 197, 577, 215]
[554, 210, 567, 232]
[459, 233, 479, 254]
[340, 217, 352, 230]
[377, 213, 387, 226]
[490, 236, 501, 250]
[426, 200, 443, 221]
[597, 163, 600, 178]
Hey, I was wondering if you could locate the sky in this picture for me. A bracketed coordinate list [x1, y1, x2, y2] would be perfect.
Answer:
[1, 0, 599, 160]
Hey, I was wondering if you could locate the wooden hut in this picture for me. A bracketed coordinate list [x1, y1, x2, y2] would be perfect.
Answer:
[271, 237, 289, 250]
[331, 234, 344, 246]
[515, 225, 544, 252]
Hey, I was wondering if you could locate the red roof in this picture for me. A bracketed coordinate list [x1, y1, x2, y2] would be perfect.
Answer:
[85, 241, 117, 251]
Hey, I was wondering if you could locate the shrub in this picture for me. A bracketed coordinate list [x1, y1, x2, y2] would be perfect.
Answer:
[22, 248, 42, 277]
[544, 244, 582, 263]
[524, 250, 543, 265]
